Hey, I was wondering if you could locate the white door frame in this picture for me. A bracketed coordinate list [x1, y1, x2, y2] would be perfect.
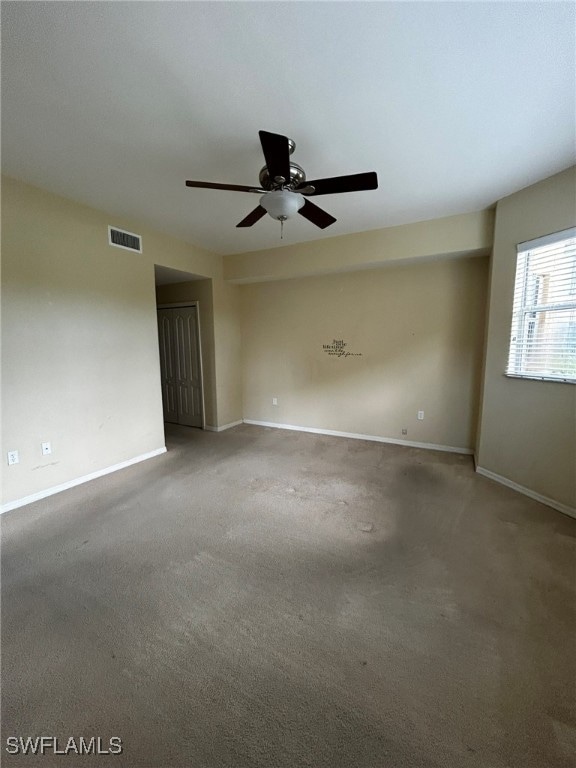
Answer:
[156, 302, 206, 430]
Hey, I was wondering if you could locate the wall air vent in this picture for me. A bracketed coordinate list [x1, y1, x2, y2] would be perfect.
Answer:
[108, 226, 142, 253]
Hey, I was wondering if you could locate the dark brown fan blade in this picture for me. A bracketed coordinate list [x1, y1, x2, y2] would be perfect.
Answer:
[186, 181, 263, 193]
[259, 131, 291, 183]
[298, 199, 337, 229]
[296, 171, 378, 196]
[236, 206, 267, 227]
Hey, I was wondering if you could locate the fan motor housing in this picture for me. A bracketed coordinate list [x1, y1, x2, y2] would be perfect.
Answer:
[259, 162, 306, 191]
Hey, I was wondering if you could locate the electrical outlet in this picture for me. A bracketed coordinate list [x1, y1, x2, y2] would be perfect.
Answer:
[42, 442, 52, 456]
[7, 450, 19, 466]
[402, 429, 407, 435]
[417, 410, 424, 420]
[272, 397, 278, 406]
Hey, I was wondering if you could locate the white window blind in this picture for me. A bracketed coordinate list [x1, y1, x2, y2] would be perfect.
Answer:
[506, 227, 576, 383]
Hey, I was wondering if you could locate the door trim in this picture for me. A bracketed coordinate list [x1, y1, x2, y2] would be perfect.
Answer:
[156, 302, 206, 430]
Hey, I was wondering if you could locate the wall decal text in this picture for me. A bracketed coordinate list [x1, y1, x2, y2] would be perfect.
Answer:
[322, 339, 362, 358]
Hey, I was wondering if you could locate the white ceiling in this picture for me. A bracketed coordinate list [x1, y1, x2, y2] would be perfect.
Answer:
[2, 2, 575, 256]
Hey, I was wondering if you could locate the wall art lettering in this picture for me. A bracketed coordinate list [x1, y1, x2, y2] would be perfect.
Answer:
[322, 339, 362, 358]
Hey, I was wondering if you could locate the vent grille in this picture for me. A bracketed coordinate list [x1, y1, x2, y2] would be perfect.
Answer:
[108, 226, 142, 253]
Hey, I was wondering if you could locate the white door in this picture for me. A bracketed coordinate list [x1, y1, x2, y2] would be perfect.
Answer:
[157, 311, 178, 423]
[157, 306, 203, 427]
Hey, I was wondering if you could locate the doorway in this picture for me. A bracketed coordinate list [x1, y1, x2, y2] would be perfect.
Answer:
[157, 304, 204, 428]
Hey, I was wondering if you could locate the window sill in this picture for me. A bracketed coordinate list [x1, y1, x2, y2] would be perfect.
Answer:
[505, 373, 576, 384]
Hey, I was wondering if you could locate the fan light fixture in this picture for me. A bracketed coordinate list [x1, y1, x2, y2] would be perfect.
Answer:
[260, 189, 305, 221]
[185, 130, 378, 234]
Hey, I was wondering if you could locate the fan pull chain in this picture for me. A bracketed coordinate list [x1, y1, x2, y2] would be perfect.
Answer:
[280, 219, 284, 239]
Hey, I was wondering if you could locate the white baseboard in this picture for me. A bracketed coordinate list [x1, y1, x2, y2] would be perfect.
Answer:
[204, 420, 243, 433]
[242, 419, 473, 455]
[0, 447, 167, 514]
[475, 466, 575, 519]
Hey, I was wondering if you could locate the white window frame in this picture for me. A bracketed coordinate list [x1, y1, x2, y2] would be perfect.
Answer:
[506, 227, 576, 384]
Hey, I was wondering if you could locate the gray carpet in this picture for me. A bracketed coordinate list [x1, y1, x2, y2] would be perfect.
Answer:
[2, 424, 575, 767]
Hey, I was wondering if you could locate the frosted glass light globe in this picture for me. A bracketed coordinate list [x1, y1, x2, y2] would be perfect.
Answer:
[260, 190, 305, 220]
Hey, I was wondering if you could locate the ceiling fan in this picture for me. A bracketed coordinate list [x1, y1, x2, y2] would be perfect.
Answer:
[185, 130, 378, 234]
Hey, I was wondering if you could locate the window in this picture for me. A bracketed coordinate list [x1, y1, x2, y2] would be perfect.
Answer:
[506, 227, 576, 383]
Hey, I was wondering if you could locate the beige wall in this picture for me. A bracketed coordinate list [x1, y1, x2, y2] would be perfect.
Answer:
[1, 176, 227, 506]
[211, 277, 242, 427]
[225, 210, 493, 283]
[477, 166, 576, 510]
[240, 256, 489, 451]
[4, 168, 573, 515]
[155, 280, 218, 427]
